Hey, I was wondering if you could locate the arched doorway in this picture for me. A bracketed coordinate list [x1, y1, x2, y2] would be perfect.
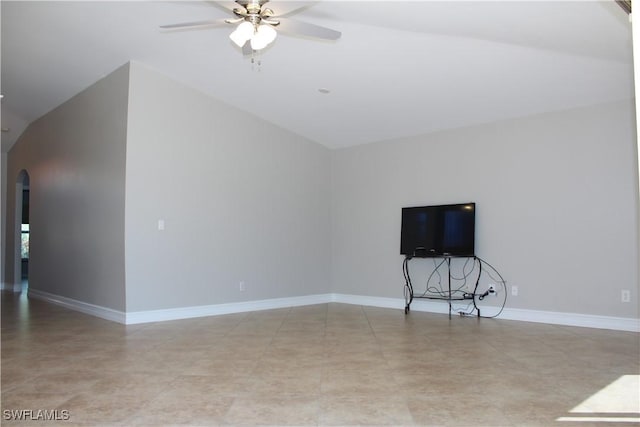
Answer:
[14, 170, 29, 292]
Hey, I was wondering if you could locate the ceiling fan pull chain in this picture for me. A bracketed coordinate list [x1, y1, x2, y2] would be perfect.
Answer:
[251, 54, 262, 73]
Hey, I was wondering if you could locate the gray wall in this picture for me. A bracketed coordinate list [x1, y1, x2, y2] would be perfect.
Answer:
[3, 64, 129, 310]
[2, 60, 637, 322]
[124, 62, 331, 311]
[331, 100, 639, 318]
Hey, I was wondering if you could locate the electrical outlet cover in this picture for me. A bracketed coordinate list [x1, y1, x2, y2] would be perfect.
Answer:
[622, 290, 631, 303]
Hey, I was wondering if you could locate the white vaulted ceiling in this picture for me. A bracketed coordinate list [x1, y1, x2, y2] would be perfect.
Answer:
[0, 1, 634, 151]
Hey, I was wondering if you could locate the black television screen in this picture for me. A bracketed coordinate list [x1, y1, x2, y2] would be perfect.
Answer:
[400, 203, 475, 257]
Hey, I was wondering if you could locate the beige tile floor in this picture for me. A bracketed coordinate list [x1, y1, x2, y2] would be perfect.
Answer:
[1, 290, 639, 426]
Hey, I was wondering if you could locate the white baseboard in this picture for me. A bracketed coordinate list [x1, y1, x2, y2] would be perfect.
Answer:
[22, 289, 640, 332]
[332, 294, 639, 332]
[331, 293, 460, 316]
[125, 294, 333, 324]
[27, 288, 126, 324]
[497, 307, 640, 332]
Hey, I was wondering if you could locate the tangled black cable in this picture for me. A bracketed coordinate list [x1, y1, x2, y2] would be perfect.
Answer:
[403, 255, 507, 318]
[474, 256, 508, 318]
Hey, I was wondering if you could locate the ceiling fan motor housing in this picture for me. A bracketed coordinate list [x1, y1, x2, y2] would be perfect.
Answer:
[233, 0, 278, 27]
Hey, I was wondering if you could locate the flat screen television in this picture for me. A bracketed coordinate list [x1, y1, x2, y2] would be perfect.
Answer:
[400, 203, 475, 257]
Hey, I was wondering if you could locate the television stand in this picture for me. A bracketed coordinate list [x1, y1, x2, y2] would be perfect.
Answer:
[403, 255, 506, 318]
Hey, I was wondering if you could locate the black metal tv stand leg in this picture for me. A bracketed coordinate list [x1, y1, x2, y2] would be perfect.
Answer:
[403, 256, 413, 314]
[473, 256, 482, 318]
[447, 257, 452, 319]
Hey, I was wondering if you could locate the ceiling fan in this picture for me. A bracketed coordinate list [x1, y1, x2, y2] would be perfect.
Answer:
[160, 0, 341, 53]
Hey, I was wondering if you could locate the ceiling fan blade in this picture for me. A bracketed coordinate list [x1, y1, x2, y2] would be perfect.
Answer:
[275, 18, 341, 40]
[160, 18, 229, 30]
[271, 1, 318, 18]
[203, 1, 244, 15]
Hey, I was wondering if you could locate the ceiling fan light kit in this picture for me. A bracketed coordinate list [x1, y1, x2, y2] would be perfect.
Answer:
[250, 24, 277, 50]
[227, 1, 278, 51]
[229, 21, 255, 47]
[230, 21, 277, 50]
